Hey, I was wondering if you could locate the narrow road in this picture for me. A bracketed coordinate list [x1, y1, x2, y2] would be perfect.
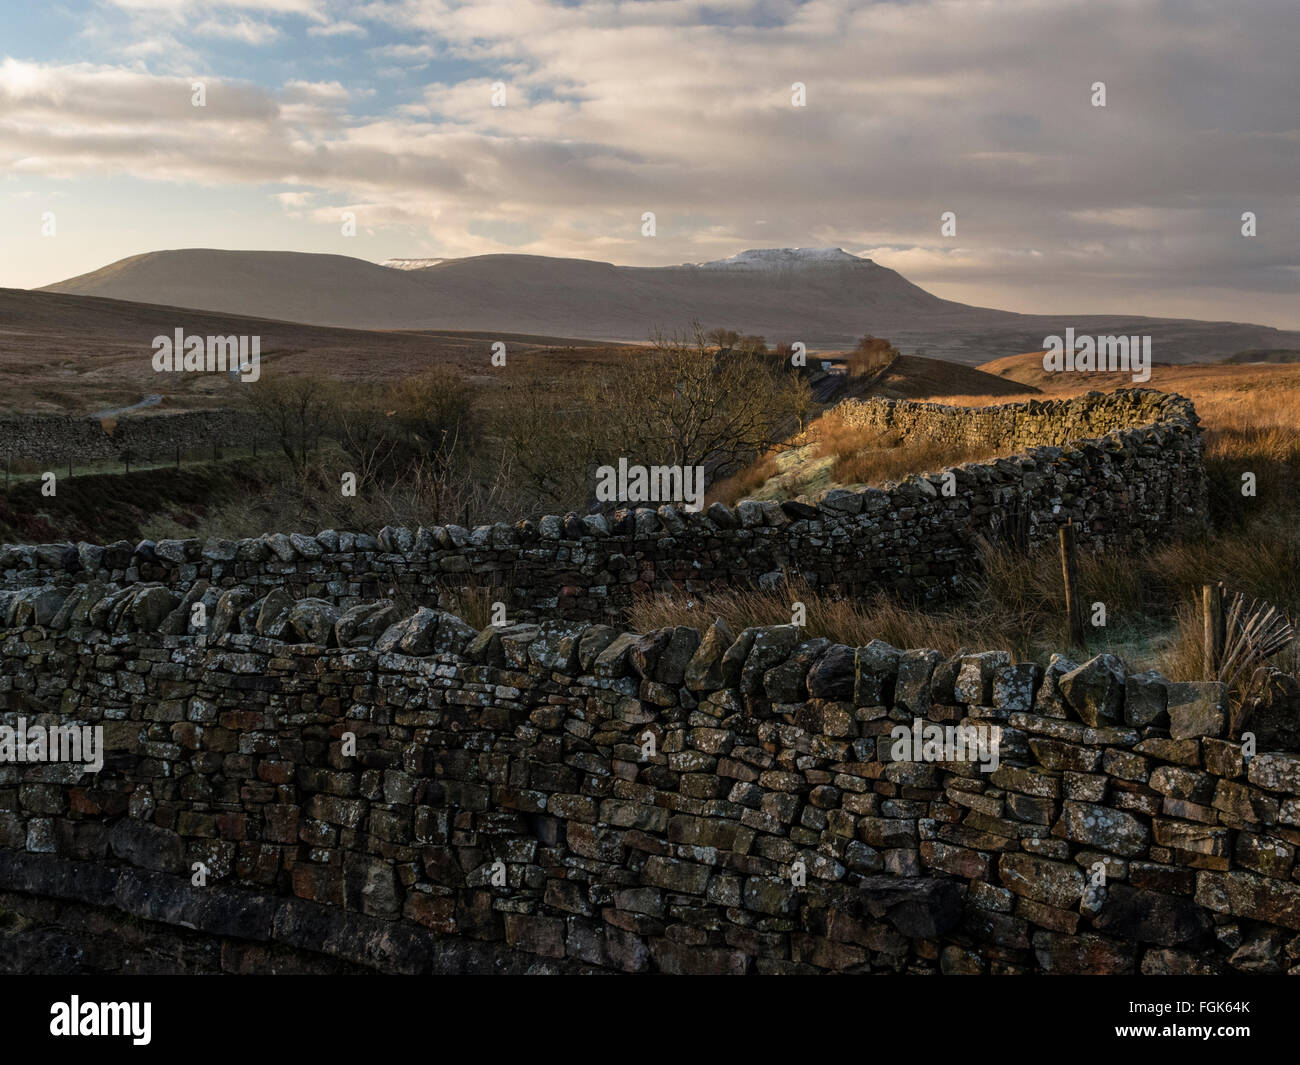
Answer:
[91, 394, 162, 420]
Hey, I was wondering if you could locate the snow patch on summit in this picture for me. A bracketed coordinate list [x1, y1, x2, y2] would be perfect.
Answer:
[686, 247, 868, 270]
[381, 258, 445, 270]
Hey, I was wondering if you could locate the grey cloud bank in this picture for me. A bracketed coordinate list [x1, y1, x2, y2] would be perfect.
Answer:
[2, 0, 1296, 326]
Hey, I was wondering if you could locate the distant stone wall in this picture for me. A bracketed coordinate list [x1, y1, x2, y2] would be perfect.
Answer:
[0, 410, 264, 464]
[2, 585, 1299, 974]
[834, 389, 1179, 451]
[0, 389, 1207, 620]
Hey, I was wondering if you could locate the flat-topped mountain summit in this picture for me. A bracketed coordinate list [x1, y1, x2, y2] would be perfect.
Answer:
[682, 247, 873, 269]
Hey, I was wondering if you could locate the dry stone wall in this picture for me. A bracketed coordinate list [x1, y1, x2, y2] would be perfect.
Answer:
[835, 388, 1184, 451]
[0, 389, 1207, 621]
[3, 584, 1300, 975]
[0, 410, 264, 464]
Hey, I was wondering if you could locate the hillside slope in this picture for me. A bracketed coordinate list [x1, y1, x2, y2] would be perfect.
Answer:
[0, 287, 612, 413]
[977, 349, 1300, 404]
[43, 248, 1300, 365]
[866, 355, 1042, 400]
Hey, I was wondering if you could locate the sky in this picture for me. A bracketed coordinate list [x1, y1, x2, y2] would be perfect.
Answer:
[1, 0, 1297, 327]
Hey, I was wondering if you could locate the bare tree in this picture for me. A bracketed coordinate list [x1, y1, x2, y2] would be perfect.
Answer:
[336, 383, 403, 492]
[788, 374, 816, 434]
[489, 370, 616, 514]
[618, 321, 796, 471]
[329, 369, 497, 524]
[706, 327, 741, 354]
[847, 335, 898, 377]
[386, 369, 476, 468]
[491, 323, 809, 514]
[243, 375, 340, 476]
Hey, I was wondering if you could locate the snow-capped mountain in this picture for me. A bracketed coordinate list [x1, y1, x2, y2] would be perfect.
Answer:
[686, 248, 867, 270]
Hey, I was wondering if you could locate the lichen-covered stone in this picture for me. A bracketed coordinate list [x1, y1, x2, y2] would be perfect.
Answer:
[286, 598, 340, 645]
[1056, 801, 1149, 857]
[375, 607, 441, 655]
[1059, 654, 1125, 726]
[254, 588, 295, 638]
[1167, 681, 1227, 741]
[1124, 670, 1168, 727]
[684, 618, 734, 692]
[334, 600, 399, 648]
[855, 640, 903, 705]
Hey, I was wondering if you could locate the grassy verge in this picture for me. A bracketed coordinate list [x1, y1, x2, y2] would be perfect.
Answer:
[0, 462, 271, 544]
[626, 529, 1300, 683]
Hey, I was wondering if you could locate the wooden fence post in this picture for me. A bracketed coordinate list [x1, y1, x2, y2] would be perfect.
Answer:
[1059, 522, 1086, 649]
[1202, 582, 1224, 680]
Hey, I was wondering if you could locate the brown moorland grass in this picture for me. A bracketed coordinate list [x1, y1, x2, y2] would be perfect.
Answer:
[706, 450, 781, 506]
[0, 288, 634, 414]
[710, 404, 1007, 504]
[818, 427, 1001, 488]
[626, 536, 1300, 682]
[638, 360, 1300, 688]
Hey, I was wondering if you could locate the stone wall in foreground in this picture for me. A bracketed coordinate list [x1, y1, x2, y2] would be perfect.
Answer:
[0, 390, 1207, 621]
[3, 585, 1300, 975]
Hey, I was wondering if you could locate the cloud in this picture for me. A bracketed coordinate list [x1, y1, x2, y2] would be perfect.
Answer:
[107, 0, 325, 15]
[367, 43, 437, 61]
[307, 20, 366, 37]
[4, 0, 1298, 323]
[192, 16, 284, 45]
[281, 79, 351, 104]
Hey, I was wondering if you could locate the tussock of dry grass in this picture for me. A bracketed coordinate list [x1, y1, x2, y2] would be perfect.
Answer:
[707, 450, 780, 506]
[628, 540, 1177, 666]
[628, 577, 982, 657]
[808, 412, 900, 460]
[825, 436, 998, 490]
[711, 406, 1004, 504]
[628, 517, 1300, 684]
[435, 582, 504, 629]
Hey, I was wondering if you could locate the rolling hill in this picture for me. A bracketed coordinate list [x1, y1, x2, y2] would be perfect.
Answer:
[977, 349, 1300, 404]
[0, 287, 615, 413]
[860, 354, 1041, 401]
[42, 247, 1300, 365]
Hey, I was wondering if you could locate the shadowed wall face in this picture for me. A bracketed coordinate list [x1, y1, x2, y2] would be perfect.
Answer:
[1, 597, 1296, 975]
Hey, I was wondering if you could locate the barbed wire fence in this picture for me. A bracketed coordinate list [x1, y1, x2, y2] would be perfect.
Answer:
[0, 435, 275, 489]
